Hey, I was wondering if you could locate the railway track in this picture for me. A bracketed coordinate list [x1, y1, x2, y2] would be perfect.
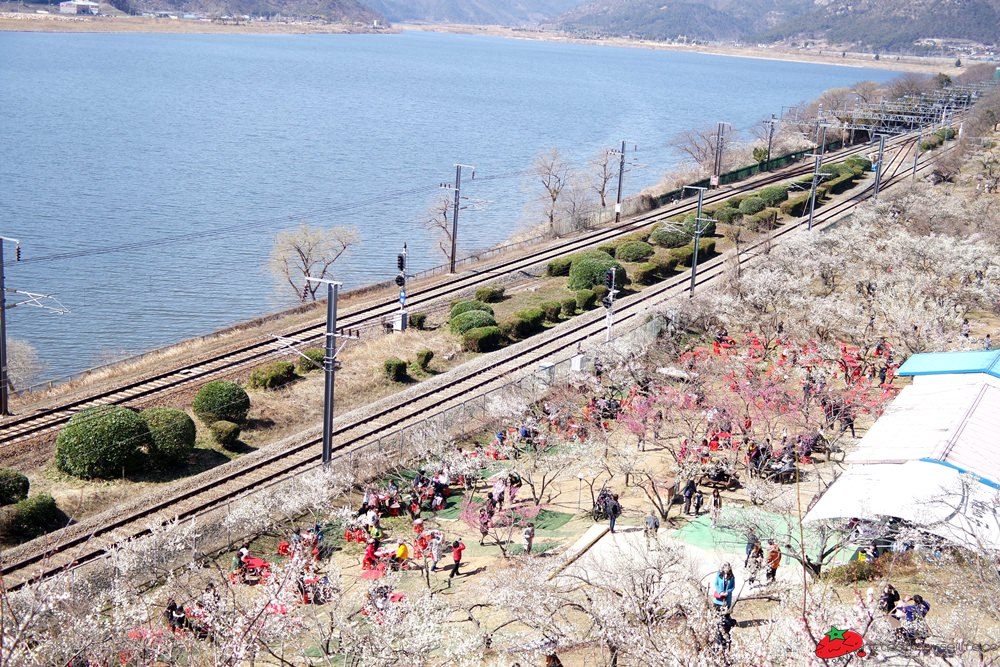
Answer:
[0, 132, 920, 452]
[0, 129, 938, 591]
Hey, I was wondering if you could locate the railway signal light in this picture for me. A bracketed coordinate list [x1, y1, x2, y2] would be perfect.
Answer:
[397, 253, 406, 271]
[395, 274, 405, 287]
[604, 269, 614, 290]
[15, 244, 20, 262]
[602, 296, 612, 309]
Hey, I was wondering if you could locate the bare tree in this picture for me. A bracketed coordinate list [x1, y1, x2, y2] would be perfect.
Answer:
[590, 148, 617, 208]
[422, 194, 454, 262]
[6, 338, 42, 390]
[535, 149, 570, 236]
[671, 126, 721, 171]
[269, 223, 359, 302]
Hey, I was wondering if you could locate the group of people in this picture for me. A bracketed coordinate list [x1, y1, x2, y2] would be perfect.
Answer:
[879, 584, 932, 645]
[744, 533, 782, 586]
[162, 584, 220, 640]
[680, 479, 723, 525]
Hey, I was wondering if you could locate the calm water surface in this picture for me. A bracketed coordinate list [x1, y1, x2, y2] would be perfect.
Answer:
[0, 31, 899, 381]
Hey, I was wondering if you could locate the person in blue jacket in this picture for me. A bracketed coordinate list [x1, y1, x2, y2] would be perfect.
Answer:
[712, 562, 736, 610]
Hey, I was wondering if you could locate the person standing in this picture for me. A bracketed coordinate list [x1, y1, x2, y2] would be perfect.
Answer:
[711, 489, 722, 527]
[607, 494, 622, 534]
[985, 334, 993, 351]
[448, 539, 465, 585]
[766, 540, 781, 584]
[746, 541, 764, 586]
[522, 523, 535, 555]
[682, 479, 696, 515]
[879, 583, 901, 614]
[428, 531, 444, 572]
[693, 489, 705, 516]
[644, 510, 660, 547]
[744, 530, 758, 568]
[712, 563, 736, 611]
[478, 506, 490, 546]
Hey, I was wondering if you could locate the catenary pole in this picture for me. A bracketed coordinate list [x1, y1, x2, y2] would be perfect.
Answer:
[321, 280, 339, 465]
[873, 134, 887, 201]
[449, 164, 462, 274]
[0, 238, 8, 416]
[614, 140, 627, 223]
[690, 188, 704, 296]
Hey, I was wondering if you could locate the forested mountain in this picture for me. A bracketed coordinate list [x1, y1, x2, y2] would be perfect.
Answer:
[363, 0, 582, 25]
[558, 0, 1000, 51]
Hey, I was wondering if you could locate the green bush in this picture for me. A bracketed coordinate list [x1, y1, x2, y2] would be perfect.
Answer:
[592, 285, 609, 301]
[560, 298, 577, 317]
[725, 196, 745, 208]
[297, 347, 326, 373]
[450, 309, 497, 335]
[450, 300, 494, 320]
[0, 468, 29, 506]
[632, 262, 660, 285]
[415, 349, 434, 371]
[780, 193, 813, 218]
[576, 289, 597, 311]
[683, 216, 716, 238]
[409, 312, 427, 330]
[193, 380, 251, 425]
[651, 255, 679, 276]
[568, 251, 626, 291]
[738, 196, 766, 215]
[745, 208, 779, 231]
[697, 238, 717, 259]
[823, 556, 885, 584]
[540, 301, 562, 322]
[6, 493, 64, 542]
[462, 326, 503, 352]
[845, 156, 872, 172]
[511, 309, 546, 338]
[615, 240, 655, 263]
[55, 406, 150, 479]
[669, 245, 694, 267]
[383, 357, 409, 382]
[714, 207, 742, 225]
[547, 256, 573, 276]
[826, 172, 858, 195]
[140, 407, 196, 466]
[596, 242, 620, 256]
[210, 420, 241, 450]
[474, 286, 506, 303]
[758, 185, 789, 207]
[248, 361, 297, 391]
[649, 224, 689, 248]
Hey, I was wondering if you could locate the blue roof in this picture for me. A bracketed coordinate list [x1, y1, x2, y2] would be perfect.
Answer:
[898, 350, 1000, 378]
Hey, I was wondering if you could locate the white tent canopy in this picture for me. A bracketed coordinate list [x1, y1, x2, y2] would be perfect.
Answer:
[805, 372, 1000, 551]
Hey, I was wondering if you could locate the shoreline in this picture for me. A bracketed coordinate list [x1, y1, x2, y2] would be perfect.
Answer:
[0, 12, 969, 76]
[397, 23, 964, 76]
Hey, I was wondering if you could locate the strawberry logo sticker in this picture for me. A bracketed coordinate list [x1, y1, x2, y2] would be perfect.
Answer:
[815, 626, 866, 659]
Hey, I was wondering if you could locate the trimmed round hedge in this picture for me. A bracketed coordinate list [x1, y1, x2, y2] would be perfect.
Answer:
[462, 326, 503, 352]
[210, 420, 241, 450]
[5, 493, 64, 542]
[55, 406, 150, 479]
[568, 252, 626, 291]
[0, 468, 29, 506]
[449, 300, 494, 320]
[450, 309, 497, 335]
[615, 240, 655, 263]
[758, 185, 789, 207]
[193, 380, 251, 425]
[683, 216, 716, 238]
[738, 196, 766, 215]
[297, 347, 326, 373]
[383, 357, 408, 382]
[649, 224, 689, 249]
[140, 407, 196, 466]
[714, 207, 743, 225]
[249, 361, 297, 390]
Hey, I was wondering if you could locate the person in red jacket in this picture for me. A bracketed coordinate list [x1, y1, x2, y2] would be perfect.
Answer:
[448, 539, 466, 585]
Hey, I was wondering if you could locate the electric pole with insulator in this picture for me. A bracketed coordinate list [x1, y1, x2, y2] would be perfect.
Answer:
[439, 163, 475, 274]
[711, 122, 731, 188]
[763, 114, 777, 170]
[609, 140, 636, 223]
[872, 134, 887, 201]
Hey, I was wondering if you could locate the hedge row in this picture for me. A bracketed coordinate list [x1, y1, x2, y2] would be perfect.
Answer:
[450, 309, 497, 335]
[475, 286, 506, 303]
[2, 493, 64, 543]
[450, 300, 494, 319]
[248, 361, 296, 390]
[462, 326, 503, 352]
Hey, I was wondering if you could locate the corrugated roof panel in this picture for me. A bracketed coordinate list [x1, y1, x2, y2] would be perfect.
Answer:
[935, 384, 1000, 485]
[898, 350, 1000, 377]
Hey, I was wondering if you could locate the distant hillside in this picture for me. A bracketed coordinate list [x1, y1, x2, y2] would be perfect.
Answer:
[558, 0, 1000, 51]
[363, 0, 583, 26]
[134, 0, 381, 20]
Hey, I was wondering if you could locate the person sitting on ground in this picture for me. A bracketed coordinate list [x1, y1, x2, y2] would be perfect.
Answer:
[362, 539, 378, 570]
[390, 542, 409, 570]
[431, 492, 445, 512]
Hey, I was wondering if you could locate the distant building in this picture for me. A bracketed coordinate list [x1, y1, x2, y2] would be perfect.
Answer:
[59, 0, 99, 14]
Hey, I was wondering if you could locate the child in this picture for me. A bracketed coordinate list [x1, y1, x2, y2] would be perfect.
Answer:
[522, 523, 535, 555]
[693, 490, 704, 516]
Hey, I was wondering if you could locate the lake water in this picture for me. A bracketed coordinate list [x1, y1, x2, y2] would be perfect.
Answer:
[0, 30, 899, 383]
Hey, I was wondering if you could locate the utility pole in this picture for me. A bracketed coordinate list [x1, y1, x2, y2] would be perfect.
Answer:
[0, 237, 13, 416]
[440, 164, 475, 274]
[0, 237, 68, 416]
[610, 140, 636, 224]
[763, 114, 777, 170]
[711, 122, 730, 188]
[912, 129, 922, 181]
[303, 277, 358, 465]
[805, 125, 831, 231]
[682, 186, 714, 296]
[872, 134, 887, 201]
[602, 267, 618, 342]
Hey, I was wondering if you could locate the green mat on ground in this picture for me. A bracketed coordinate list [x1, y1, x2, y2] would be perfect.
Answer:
[533, 509, 574, 532]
